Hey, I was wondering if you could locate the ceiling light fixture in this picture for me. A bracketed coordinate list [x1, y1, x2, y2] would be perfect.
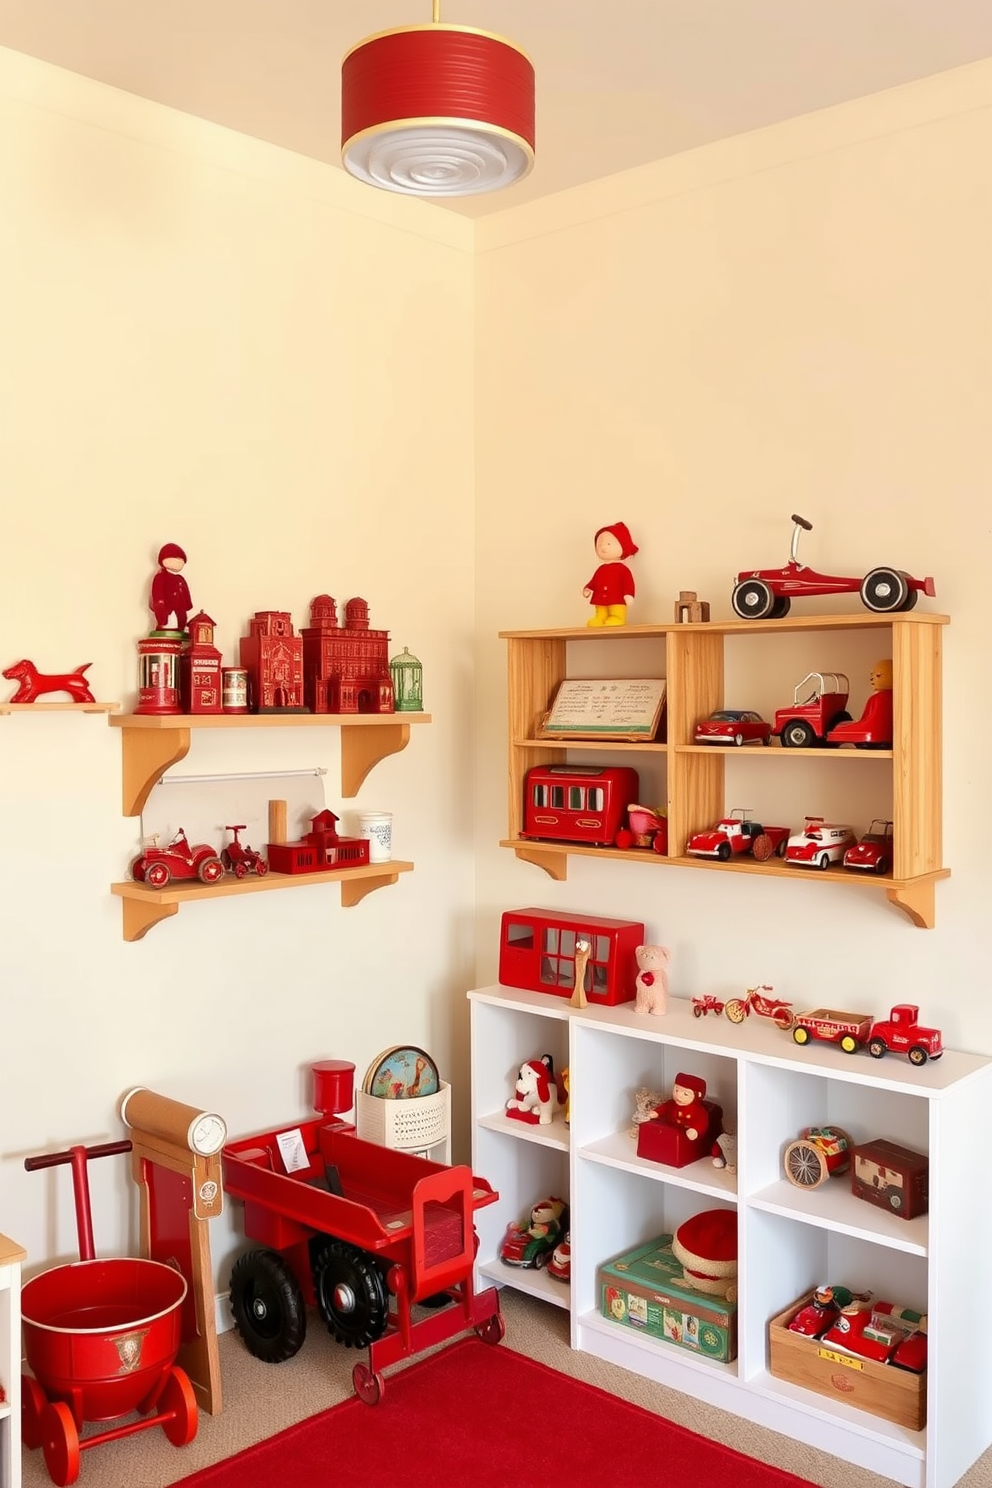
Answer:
[341, 1, 535, 198]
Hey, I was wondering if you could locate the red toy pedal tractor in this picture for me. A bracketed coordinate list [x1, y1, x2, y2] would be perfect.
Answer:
[221, 824, 268, 878]
[222, 1061, 504, 1404]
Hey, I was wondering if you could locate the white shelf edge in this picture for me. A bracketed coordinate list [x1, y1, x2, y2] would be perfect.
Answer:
[746, 1367, 926, 1459]
[746, 1182, 928, 1257]
[578, 1307, 739, 1380]
[477, 1111, 570, 1151]
[578, 1132, 739, 1200]
[479, 1257, 570, 1310]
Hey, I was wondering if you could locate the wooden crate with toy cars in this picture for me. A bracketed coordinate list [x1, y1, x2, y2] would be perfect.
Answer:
[768, 1293, 926, 1430]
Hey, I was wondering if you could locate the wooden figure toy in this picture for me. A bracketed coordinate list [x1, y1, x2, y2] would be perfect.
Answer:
[2, 659, 95, 704]
[150, 543, 193, 634]
[569, 938, 592, 1008]
[583, 521, 638, 627]
[828, 658, 894, 748]
[674, 590, 711, 623]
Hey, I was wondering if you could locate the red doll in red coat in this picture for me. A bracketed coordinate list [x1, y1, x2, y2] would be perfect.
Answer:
[150, 543, 193, 633]
[650, 1073, 707, 1142]
[583, 521, 638, 627]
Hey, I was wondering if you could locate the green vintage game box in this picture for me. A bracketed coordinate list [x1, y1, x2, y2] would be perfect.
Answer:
[598, 1234, 737, 1362]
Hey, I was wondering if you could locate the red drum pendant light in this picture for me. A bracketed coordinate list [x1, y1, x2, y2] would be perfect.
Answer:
[341, 1, 535, 198]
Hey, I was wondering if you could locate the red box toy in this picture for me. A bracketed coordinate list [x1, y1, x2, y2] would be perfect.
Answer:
[498, 908, 644, 1006]
[851, 1139, 929, 1220]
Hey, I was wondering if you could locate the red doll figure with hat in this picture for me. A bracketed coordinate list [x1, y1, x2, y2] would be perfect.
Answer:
[651, 1073, 708, 1141]
[150, 543, 193, 635]
[583, 521, 639, 627]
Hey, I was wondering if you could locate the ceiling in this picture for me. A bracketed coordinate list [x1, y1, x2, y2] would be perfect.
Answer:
[1, 0, 990, 217]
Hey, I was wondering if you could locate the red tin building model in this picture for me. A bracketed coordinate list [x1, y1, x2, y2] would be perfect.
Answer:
[267, 809, 370, 875]
[239, 611, 306, 713]
[498, 908, 645, 1006]
[302, 596, 394, 715]
[135, 636, 183, 715]
[180, 611, 223, 714]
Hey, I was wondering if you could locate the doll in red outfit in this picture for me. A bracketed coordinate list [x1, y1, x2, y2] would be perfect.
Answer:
[583, 522, 638, 627]
[150, 543, 193, 634]
[650, 1073, 708, 1142]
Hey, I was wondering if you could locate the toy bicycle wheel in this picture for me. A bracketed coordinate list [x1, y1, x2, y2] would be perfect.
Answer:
[353, 1362, 384, 1406]
[784, 1140, 828, 1188]
[724, 998, 747, 1024]
[41, 1401, 80, 1488]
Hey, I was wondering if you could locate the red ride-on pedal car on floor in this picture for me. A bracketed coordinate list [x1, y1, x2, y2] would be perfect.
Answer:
[130, 828, 224, 889]
[732, 514, 935, 620]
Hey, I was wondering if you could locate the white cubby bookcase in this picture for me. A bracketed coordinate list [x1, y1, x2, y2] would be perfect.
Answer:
[469, 986, 992, 1488]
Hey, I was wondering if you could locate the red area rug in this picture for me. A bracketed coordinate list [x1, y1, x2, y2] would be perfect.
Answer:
[169, 1338, 813, 1488]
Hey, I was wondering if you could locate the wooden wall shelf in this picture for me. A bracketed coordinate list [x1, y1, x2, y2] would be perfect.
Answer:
[109, 711, 431, 816]
[0, 701, 120, 714]
[501, 612, 948, 928]
[112, 861, 414, 941]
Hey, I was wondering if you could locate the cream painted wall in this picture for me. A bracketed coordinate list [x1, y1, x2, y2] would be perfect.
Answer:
[474, 63, 992, 1048]
[0, 50, 475, 1274]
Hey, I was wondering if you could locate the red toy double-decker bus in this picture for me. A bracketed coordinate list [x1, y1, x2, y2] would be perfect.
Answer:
[498, 908, 645, 1006]
[521, 765, 638, 847]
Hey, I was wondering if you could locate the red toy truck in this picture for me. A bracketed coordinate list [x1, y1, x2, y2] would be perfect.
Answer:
[866, 1004, 942, 1065]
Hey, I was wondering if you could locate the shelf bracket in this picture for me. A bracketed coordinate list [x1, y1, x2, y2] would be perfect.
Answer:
[122, 898, 180, 942]
[513, 845, 569, 881]
[887, 881, 936, 930]
[341, 724, 411, 798]
[121, 727, 192, 816]
[341, 871, 399, 907]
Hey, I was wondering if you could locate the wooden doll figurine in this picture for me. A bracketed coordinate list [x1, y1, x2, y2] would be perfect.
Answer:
[583, 522, 638, 627]
[150, 543, 192, 634]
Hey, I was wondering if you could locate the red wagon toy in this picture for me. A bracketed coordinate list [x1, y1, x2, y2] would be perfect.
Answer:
[222, 1061, 504, 1405]
[21, 1141, 197, 1487]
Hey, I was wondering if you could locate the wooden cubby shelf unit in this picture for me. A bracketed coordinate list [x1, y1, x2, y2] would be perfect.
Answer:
[109, 711, 431, 817]
[501, 612, 947, 928]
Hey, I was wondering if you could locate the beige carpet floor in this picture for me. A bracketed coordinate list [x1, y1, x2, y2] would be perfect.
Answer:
[19, 1290, 989, 1488]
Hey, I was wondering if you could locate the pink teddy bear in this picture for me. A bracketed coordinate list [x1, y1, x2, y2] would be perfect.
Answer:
[634, 944, 671, 1016]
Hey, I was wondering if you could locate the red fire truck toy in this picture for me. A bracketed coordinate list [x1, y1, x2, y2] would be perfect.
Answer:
[791, 1005, 943, 1066]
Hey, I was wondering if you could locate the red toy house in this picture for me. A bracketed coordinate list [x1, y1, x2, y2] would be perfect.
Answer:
[240, 611, 306, 713]
[267, 809, 370, 875]
[498, 908, 645, 1006]
[302, 596, 394, 715]
[180, 611, 223, 714]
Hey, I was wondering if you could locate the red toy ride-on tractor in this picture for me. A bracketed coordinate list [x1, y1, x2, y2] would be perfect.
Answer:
[732, 514, 935, 620]
[221, 825, 268, 878]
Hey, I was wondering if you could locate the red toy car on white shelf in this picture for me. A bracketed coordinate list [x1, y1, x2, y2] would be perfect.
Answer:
[732, 513, 936, 620]
[792, 1009, 873, 1053]
[867, 1004, 942, 1065]
[844, 820, 894, 875]
[773, 673, 851, 749]
[785, 817, 856, 869]
[686, 809, 790, 862]
[130, 828, 225, 889]
[693, 710, 772, 747]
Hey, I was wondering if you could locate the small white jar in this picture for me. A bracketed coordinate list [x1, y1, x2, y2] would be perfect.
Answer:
[357, 811, 392, 863]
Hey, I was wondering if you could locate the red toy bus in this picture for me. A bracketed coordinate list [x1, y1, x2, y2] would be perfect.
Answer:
[499, 907, 644, 1006]
[521, 764, 638, 847]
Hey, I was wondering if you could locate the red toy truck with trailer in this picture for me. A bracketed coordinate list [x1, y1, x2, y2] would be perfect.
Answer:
[791, 1005, 942, 1065]
[222, 1061, 503, 1404]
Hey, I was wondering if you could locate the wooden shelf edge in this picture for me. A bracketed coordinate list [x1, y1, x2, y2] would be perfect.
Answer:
[0, 701, 121, 714]
[112, 863, 414, 938]
[502, 842, 569, 880]
[109, 712, 431, 729]
[500, 612, 950, 640]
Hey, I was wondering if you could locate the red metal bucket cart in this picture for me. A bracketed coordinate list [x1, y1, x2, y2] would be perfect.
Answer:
[21, 1141, 197, 1486]
[223, 1061, 504, 1404]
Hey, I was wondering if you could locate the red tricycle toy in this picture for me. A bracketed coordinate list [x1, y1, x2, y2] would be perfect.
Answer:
[21, 1141, 197, 1486]
[222, 1060, 504, 1405]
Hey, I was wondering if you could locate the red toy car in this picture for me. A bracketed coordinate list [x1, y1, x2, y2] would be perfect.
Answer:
[785, 817, 856, 869]
[732, 514, 936, 620]
[686, 808, 790, 862]
[130, 828, 225, 889]
[773, 673, 851, 749]
[844, 820, 893, 874]
[693, 710, 772, 747]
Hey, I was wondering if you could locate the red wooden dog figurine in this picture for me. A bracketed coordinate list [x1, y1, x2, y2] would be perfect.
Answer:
[3, 659, 96, 704]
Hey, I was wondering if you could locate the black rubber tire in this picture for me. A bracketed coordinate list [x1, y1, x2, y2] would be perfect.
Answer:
[313, 1239, 389, 1349]
[230, 1249, 306, 1363]
[716, 842, 732, 861]
[781, 719, 815, 749]
[861, 567, 909, 613]
[769, 596, 792, 619]
[732, 579, 775, 620]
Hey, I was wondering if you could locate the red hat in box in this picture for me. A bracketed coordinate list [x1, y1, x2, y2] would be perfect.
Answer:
[672, 1209, 737, 1297]
[674, 1072, 706, 1100]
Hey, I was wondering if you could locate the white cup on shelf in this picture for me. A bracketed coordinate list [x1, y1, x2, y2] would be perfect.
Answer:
[357, 811, 392, 863]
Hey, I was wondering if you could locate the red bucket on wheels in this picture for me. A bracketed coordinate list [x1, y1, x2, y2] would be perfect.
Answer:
[21, 1142, 197, 1486]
